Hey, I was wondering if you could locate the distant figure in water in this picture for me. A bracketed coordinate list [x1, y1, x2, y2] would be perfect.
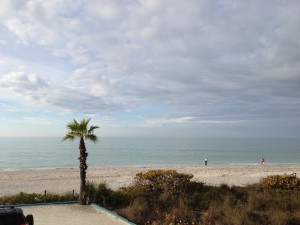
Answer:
[205, 158, 208, 166]
[260, 157, 265, 166]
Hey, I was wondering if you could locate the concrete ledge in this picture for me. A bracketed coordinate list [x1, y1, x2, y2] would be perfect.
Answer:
[2, 202, 136, 225]
[1, 201, 78, 208]
[91, 203, 136, 225]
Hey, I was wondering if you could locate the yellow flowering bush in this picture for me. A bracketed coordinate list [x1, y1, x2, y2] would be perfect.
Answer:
[134, 170, 194, 196]
[260, 173, 300, 190]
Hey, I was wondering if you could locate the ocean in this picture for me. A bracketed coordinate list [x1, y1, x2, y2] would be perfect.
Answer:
[0, 137, 299, 170]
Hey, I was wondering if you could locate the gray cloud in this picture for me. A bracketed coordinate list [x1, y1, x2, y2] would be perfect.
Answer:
[0, 70, 48, 93]
[0, 0, 299, 131]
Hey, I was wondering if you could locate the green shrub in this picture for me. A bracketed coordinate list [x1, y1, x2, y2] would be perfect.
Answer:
[0, 193, 43, 205]
[118, 170, 201, 225]
[0, 191, 77, 205]
[134, 170, 193, 196]
[86, 181, 128, 208]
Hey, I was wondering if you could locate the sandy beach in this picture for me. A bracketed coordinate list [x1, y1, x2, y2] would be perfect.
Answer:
[1, 164, 300, 197]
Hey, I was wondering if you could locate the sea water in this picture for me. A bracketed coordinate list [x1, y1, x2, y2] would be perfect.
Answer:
[0, 137, 299, 170]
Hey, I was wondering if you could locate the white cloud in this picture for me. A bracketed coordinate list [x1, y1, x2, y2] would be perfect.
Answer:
[0, 40, 7, 45]
[0, 0, 300, 136]
[0, 102, 20, 112]
[12, 116, 59, 125]
[1, 70, 38, 93]
[0, 70, 48, 91]
[85, 0, 123, 20]
[140, 117, 242, 127]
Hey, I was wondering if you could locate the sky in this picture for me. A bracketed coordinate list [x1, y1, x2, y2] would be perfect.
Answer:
[0, 0, 300, 138]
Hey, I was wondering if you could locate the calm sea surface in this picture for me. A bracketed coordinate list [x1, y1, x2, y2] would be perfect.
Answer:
[0, 137, 299, 170]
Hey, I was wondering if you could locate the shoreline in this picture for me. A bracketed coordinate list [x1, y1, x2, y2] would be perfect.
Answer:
[1, 162, 300, 171]
[1, 164, 300, 197]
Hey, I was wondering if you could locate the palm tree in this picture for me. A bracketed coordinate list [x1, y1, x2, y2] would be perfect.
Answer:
[62, 118, 99, 205]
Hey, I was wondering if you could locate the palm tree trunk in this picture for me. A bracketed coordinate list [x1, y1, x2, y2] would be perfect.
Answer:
[79, 137, 88, 205]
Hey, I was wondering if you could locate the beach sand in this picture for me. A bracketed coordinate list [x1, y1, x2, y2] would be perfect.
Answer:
[1, 164, 300, 197]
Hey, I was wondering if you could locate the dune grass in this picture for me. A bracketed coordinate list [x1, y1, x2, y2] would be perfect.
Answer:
[0, 192, 77, 205]
[1, 171, 300, 225]
[106, 171, 300, 225]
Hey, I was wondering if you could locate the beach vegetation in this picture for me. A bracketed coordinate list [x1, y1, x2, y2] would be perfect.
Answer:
[259, 173, 300, 191]
[132, 169, 194, 196]
[0, 192, 77, 205]
[86, 181, 128, 208]
[2, 170, 300, 224]
[62, 118, 99, 205]
[111, 171, 300, 225]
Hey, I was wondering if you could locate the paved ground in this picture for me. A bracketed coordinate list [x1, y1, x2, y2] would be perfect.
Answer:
[22, 204, 132, 225]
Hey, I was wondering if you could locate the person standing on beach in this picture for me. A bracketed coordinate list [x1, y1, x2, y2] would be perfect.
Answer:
[260, 157, 265, 166]
[205, 158, 208, 166]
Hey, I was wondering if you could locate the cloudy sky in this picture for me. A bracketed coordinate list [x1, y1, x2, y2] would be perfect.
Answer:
[0, 0, 300, 137]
